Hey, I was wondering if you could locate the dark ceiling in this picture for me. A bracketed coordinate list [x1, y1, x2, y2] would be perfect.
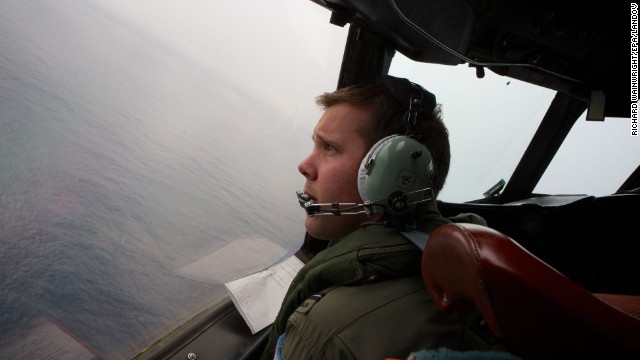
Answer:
[313, 0, 630, 118]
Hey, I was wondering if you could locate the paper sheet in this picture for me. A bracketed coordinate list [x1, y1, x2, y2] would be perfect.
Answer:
[224, 254, 304, 334]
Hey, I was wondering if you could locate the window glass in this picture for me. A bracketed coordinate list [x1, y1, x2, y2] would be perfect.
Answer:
[535, 112, 640, 196]
[0, 1, 346, 357]
[389, 55, 556, 202]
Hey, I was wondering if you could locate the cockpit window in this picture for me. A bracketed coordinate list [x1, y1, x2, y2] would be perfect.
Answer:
[0, 1, 346, 357]
[390, 54, 639, 201]
[389, 54, 556, 202]
[535, 112, 640, 196]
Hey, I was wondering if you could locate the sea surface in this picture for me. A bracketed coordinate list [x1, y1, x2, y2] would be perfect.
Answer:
[0, 1, 309, 358]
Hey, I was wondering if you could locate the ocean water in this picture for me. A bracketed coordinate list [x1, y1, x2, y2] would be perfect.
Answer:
[0, 1, 309, 358]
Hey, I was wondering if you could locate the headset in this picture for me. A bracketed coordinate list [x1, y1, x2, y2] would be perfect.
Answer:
[297, 75, 437, 219]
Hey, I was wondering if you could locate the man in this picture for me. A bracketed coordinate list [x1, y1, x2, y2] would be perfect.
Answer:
[260, 76, 507, 360]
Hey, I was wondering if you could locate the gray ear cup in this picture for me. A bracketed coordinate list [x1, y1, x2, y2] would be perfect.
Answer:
[357, 135, 435, 216]
[358, 135, 403, 202]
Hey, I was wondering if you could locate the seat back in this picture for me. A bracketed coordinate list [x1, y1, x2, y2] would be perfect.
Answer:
[421, 223, 640, 358]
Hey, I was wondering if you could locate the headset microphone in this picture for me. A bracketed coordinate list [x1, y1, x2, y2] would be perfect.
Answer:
[296, 191, 382, 216]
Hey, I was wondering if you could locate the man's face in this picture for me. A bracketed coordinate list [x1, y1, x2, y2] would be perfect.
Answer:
[298, 103, 375, 240]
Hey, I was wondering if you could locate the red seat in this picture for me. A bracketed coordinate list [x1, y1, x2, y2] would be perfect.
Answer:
[421, 223, 640, 358]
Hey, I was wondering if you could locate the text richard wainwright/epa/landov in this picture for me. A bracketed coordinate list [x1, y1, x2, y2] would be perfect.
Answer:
[632, 3, 638, 136]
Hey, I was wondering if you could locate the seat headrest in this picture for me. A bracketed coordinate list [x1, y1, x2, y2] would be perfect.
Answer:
[422, 223, 640, 357]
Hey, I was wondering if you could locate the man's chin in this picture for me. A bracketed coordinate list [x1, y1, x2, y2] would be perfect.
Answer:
[304, 216, 359, 241]
[304, 216, 333, 241]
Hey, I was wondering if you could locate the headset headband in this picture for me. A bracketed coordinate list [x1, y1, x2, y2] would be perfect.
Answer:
[376, 75, 436, 138]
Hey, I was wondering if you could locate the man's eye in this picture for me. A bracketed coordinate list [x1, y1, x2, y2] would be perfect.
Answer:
[324, 144, 337, 152]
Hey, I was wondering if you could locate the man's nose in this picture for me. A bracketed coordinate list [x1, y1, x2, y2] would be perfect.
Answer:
[298, 154, 317, 180]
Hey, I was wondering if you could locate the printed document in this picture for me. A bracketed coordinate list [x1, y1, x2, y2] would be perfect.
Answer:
[224, 254, 304, 334]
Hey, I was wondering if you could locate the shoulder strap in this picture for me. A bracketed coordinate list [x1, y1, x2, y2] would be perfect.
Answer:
[400, 230, 429, 250]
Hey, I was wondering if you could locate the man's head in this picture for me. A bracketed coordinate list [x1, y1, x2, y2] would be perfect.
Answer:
[298, 76, 450, 240]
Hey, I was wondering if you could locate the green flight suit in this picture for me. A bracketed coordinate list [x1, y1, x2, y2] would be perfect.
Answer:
[261, 201, 507, 360]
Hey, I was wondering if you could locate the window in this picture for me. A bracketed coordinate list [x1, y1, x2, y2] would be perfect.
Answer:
[389, 55, 556, 202]
[0, 1, 346, 357]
